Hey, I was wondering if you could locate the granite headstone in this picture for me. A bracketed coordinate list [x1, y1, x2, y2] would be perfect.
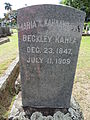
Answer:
[17, 4, 85, 108]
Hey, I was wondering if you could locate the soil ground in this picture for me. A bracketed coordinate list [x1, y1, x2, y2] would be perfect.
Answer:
[72, 36, 90, 120]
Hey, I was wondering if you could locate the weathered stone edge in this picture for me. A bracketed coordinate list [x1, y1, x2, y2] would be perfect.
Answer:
[0, 57, 19, 91]
[0, 37, 10, 45]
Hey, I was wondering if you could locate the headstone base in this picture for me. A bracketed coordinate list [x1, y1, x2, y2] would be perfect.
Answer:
[8, 92, 84, 120]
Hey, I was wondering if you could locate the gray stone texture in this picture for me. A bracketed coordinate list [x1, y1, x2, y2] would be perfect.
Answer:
[8, 92, 84, 120]
[17, 4, 85, 108]
[0, 27, 11, 37]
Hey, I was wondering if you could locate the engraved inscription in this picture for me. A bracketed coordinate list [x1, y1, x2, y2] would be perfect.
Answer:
[26, 47, 72, 55]
[47, 58, 71, 64]
[56, 48, 72, 55]
[26, 57, 71, 65]
[27, 57, 43, 63]
[23, 35, 77, 44]
[23, 34, 76, 65]
[20, 19, 79, 65]
[27, 47, 41, 54]
[18, 19, 81, 34]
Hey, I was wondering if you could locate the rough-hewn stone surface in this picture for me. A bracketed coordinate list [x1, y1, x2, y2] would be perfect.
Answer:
[8, 92, 84, 120]
[18, 4, 85, 108]
[0, 27, 11, 37]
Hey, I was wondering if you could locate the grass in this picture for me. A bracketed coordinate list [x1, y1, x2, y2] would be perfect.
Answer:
[73, 36, 90, 120]
[0, 31, 18, 77]
[77, 36, 90, 69]
[75, 36, 90, 83]
[12, 28, 18, 33]
[0, 30, 18, 119]
[3, 96, 16, 118]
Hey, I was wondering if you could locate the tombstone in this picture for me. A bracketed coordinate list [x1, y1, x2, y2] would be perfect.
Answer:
[0, 27, 3, 37]
[5, 27, 11, 36]
[0, 27, 11, 37]
[17, 4, 85, 109]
